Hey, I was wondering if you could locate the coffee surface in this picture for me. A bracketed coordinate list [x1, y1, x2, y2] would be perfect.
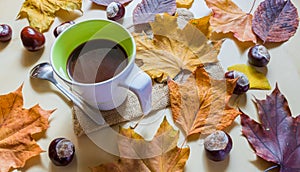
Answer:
[67, 39, 128, 83]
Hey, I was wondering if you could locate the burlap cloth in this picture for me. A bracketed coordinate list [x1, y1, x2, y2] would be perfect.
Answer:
[72, 63, 224, 136]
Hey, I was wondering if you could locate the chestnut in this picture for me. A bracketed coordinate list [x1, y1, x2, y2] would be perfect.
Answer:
[48, 138, 75, 166]
[248, 44, 270, 67]
[225, 70, 249, 95]
[106, 2, 125, 21]
[0, 24, 12, 42]
[204, 130, 232, 161]
[20, 26, 45, 51]
[53, 21, 75, 37]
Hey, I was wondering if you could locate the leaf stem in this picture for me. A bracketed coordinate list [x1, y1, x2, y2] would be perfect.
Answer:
[248, 0, 257, 14]
[232, 94, 242, 108]
[264, 165, 279, 172]
[130, 114, 146, 129]
[179, 137, 188, 149]
[168, 137, 188, 170]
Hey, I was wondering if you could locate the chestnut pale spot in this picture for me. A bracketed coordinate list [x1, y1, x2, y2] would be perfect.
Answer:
[204, 131, 228, 150]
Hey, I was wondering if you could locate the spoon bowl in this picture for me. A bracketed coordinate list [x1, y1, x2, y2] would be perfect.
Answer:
[30, 62, 56, 82]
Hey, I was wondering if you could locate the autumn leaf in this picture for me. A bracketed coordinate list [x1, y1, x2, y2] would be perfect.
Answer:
[168, 65, 240, 137]
[0, 85, 54, 172]
[205, 0, 257, 43]
[91, 0, 132, 6]
[241, 85, 300, 172]
[252, 0, 299, 43]
[133, 0, 176, 24]
[189, 14, 212, 38]
[227, 64, 271, 90]
[92, 117, 190, 172]
[18, 0, 82, 32]
[135, 14, 222, 82]
[176, 0, 194, 9]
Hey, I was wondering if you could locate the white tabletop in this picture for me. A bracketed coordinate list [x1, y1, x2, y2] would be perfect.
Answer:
[1, 0, 300, 171]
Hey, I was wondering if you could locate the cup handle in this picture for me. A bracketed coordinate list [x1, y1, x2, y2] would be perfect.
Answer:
[120, 64, 152, 115]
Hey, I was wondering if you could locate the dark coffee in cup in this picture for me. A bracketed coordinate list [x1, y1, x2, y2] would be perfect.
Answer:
[67, 39, 128, 83]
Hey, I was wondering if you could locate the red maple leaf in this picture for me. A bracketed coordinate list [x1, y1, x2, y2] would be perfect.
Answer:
[241, 85, 300, 172]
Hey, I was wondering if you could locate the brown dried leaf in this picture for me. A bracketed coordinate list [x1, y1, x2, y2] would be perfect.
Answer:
[18, 0, 82, 32]
[92, 117, 190, 172]
[252, 0, 299, 43]
[168, 65, 240, 137]
[205, 0, 257, 43]
[135, 14, 222, 82]
[241, 85, 300, 172]
[0, 85, 54, 172]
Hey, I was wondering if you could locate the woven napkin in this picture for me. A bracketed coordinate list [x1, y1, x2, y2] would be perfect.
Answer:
[73, 83, 169, 136]
[72, 63, 224, 136]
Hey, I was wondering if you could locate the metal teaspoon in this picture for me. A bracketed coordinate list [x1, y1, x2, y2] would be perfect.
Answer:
[30, 62, 105, 125]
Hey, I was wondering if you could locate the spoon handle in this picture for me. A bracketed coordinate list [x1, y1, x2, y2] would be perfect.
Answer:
[53, 80, 105, 125]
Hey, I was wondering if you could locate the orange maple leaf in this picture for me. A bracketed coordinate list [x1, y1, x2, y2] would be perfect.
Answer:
[92, 117, 190, 172]
[0, 85, 54, 172]
[205, 0, 257, 43]
[168, 65, 240, 137]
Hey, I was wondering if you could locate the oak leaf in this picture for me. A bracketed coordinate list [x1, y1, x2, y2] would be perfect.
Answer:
[205, 0, 257, 43]
[91, 0, 132, 6]
[133, 0, 176, 24]
[227, 64, 271, 90]
[135, 14, 222, 82]
[168, 65, 240, 137]
[241, 85, 300, 172]
[252, 0, 299, 43]
[18, 0, 82, 32]
[0, 85, 54, 172]
[92, 117, 190, 172]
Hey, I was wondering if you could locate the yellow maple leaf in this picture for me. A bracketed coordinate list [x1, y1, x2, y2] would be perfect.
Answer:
[135, 14, 222, 82]
[176, 0, 194, 8]
[227, 64, 271, 90]
[0, 85, 54, 172]
[168, 65, 240, 137]
[18, 0, 82, 32]
[92, 117, 190, 172]
[189, 14, 212, 38]
[205, 0, 256, 43]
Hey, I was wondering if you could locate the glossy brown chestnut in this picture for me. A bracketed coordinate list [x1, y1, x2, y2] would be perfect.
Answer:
[106, 2, 125, 21]
[20, 26, 45, 51]
[53, 21, 75, 37]
[248, 44, 270, 67]
[48, 138, 75, 166]
[0, 24, 12, 42]
[225, 70, 249, 95]
[204, 130, 232, 161]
